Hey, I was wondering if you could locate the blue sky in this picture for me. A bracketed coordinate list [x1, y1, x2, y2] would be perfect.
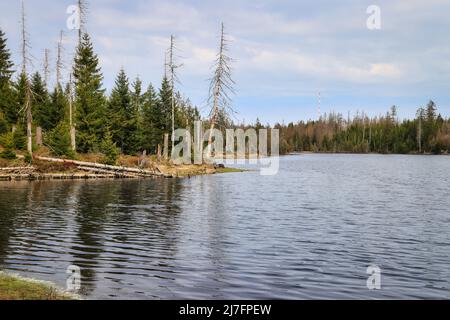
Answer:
[1, 0, 450, 124]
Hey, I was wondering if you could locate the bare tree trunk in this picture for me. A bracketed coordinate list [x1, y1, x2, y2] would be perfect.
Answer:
[157, 144, 161, 161]
[68, 73, 76, 151]
[207, 23, 234, 158]
[170, 36, 175, 153]
[36, 127, 42, 146]
[167, 35, 182, 154]
[207, 86, 220, 157]
[21, 0, 32, 155]
[56, 30, 63, 88]
[77, 0, 87, 43]
[26, 93, 32, 155]
[43, 48, 50, 85]
[163, 134, 169, 160]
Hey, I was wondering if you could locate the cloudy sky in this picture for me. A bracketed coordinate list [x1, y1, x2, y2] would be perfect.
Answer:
[1, 0, 450, 124]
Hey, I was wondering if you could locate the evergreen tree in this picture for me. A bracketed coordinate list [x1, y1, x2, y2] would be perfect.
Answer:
[0, 111, 7, 135]
[108, 68, 131, 153]
[9, 72, 28, 128]
[0, 132, 16, 159]
[45, 121, 75, 158]
[158, 76, 172, 136]
[0, 29, 15, 127]
[424, 100, 438, 151]
[140, 83, 160, 152]
[131, 77, 143, 113]
[129, 77, 143, 153]
[30, 72, 52, 130]
[13, 124, 26, 150]
[73, 33, 106, 153]
[47, 85, 68, 131]
[100, 129, 119, 165]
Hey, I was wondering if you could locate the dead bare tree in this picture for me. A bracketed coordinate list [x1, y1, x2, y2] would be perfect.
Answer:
[77, 0, 88, 43]
[20, 0, 33, 155]
[43, 48, 50, 85]
[68, 73, 76, 151]
[207, 23, 235, 157]
[416, 107, 424, 153]
[166, 35, 183, 152]
[56, 30, 64, 88]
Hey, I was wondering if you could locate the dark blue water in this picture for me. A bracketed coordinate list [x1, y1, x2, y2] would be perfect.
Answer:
[0, 154, 449, 299]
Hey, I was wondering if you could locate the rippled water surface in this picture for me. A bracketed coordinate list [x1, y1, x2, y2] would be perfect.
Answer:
[0, 154, 449, 299]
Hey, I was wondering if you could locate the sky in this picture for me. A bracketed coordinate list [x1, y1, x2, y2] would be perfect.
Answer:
[1, 0, 450, 125]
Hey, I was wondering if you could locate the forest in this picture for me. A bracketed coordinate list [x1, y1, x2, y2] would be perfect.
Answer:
[272, 103, 450, 155]
[0, 28, 202, 164]
[1, 7, 450, 165]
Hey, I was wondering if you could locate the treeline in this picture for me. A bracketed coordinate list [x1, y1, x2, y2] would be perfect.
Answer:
[274, 103, 450, 154]
[0, 29, 200, 162]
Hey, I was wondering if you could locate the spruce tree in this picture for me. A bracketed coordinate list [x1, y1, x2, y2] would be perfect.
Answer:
[129, 77, 143, 153]
[131, 77, 143, 113]
[424, 100, 438, 151]
[0, 111, 7, 134]
[73, 33, 106, 153]
[12, 73, 28, 147]
[45, 121, 75, 158]
[141, 83, 160, 152]
[15, 72, 27, 113]
[108, 68, 130, 153]
[47, 85, 68, 131]
[0, 29, 15, 127]
[31, 72, 52, 131]
[0, 132, 16, 159]
[100, 129, 119, 165]
[158, 76, 172, 136]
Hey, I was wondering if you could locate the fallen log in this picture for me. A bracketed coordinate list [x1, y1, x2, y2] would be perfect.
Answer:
[77, 166, 139, 178]
[35, 156, 173, 178]
[0, 167, 36, 171]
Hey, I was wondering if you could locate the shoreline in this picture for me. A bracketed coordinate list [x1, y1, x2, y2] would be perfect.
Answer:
[0, 164, 244, 182]
[0, 152, 244, 181]
[0, 272, 78, 300]
[287, 151, 449, 156]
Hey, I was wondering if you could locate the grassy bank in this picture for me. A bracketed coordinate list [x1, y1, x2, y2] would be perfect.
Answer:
[0, 272, 76, 300]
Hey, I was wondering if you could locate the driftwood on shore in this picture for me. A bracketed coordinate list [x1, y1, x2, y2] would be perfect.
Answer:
[76, 166, 139, 178]
[34, 156, 172, 178]
[0, 167, 35, 171]
[0, 156, 174, 181]
[0, 173, 132, 181]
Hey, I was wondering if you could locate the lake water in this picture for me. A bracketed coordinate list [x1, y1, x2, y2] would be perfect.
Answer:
[0, 154, 449, 299]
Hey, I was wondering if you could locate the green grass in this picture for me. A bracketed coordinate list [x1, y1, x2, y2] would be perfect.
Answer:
[0, 272, 75, 300]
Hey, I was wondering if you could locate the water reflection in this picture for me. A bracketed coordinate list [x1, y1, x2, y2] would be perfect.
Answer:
[0, 154, 450, 299]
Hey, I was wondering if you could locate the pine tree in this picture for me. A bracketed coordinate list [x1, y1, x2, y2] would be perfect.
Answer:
[12, 73, 28, 147]
[0, 29, 15, 127]
[31, 72, 53, 131]
[14, 72, 27, 117]
[131, 77, 143, 113]
[73, 33, 106, 153]
[45, 121, 75, 158]
[0, 111, 7, 135]
[0, 132, 16, 159]
[158, 76, 172, 136]
[48, 85, 68, 130]
[140, 83, 160, 152]
[129, 77, 143, 153]
[13, 124, 26, 150]
[108, 68, 130, 153]
[424, 100, 438, 152]
[100, 129, 119, 165]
